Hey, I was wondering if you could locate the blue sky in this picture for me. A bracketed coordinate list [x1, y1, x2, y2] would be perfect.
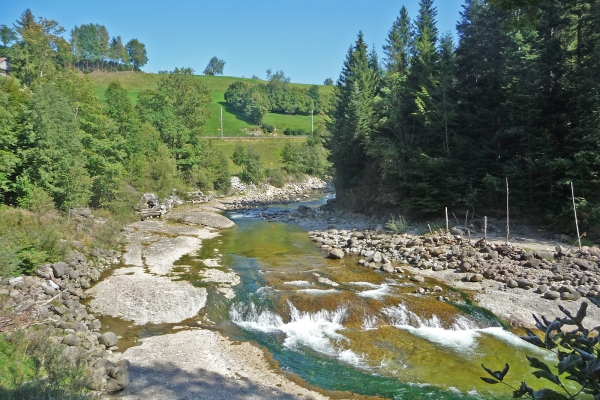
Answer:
[2, 0, 465, 84]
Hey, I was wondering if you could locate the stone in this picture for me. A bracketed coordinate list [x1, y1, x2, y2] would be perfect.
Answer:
[99, 332, 119, 348]
[106, 359, 130, 392]
[62, 334, 81, 347]
[525, 259, 541, 268]
[459, 262, 471, 272]
[328, 249, 344, 259]
[507, 279, 518, 288]
[380, 264, 394, 273]
[410, 275, 425, 283]
[522, 252, 534, 261]
[535, 284, 548, 294]
[373, 252, 383, 263]
[517, 279, 534, 289]
[544, 290, 561, 300]
[470, 274, 484, 282]
[51, 262, 68, 278]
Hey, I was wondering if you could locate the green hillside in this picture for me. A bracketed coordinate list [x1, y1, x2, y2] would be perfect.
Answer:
[90, 72, 333, 137]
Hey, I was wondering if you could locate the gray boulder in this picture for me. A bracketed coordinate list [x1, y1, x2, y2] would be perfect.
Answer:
[328, 249, 345, 259]
[52, 262, 68, 278]
[99, 332, 118, 347]
[544, 290, 561, 300]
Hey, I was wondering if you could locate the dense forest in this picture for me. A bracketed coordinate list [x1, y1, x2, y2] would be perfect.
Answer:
[327, 0, 600, 232]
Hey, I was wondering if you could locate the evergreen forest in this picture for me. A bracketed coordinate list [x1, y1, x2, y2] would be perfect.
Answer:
[327, 0, 600, 232]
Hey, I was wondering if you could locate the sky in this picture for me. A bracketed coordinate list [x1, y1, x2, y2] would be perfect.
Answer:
[2, 0, 466, 85]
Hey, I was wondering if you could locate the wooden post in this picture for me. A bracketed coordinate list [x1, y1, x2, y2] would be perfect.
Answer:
[468, 229, 471, 245]
[445, 207, 449, 233]
[506, 177, 510, 245]
[484, 216, 488, 245]
[220, 107, 224, 140]
[572, 181, 582, 252]
[465, 210, 469, 230]
[428, 223, 433, 235]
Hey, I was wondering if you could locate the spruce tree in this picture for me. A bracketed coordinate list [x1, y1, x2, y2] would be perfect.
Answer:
[383, 6, 412, 76]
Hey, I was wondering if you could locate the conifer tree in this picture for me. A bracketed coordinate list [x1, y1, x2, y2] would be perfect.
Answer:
[383, 6, 412, 76]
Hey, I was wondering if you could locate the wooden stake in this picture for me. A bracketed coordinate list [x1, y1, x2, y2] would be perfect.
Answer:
[506, 177, 510, 245]
[572, 181, 582, 252]
[445, 207, 449, 233]
[465, 210, 469, 229]
[428, 223, 433, 235]
[468, 229, 471, 244]
[484, 216, 488, 245]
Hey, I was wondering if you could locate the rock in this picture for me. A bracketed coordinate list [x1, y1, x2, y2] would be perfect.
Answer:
[175, 212, 235, 229]
[106, 359, 131, 392]
[99, 332, 119, 348]
[380, 264, 394, 273]
[517, 279, 534, 289]
[410, 275, 425, 283]
[470, 274, 484, 282]
[535, 285, 548, 294]
[51, 262, 67, 278]
[459, 262, 471, 272]
[560, 292, 577, 301]
[507, 279, 518, 288]
[525, 259, 541, 268]
[62, 334, 81, 347]
[328, 249, 344, 259]
[544, 290, 561, 300]
[373, 252, 383, 263]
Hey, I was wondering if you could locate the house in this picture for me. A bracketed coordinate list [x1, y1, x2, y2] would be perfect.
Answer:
[0, 58, 10, 76]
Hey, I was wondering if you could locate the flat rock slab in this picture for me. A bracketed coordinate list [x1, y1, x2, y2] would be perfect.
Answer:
[87, 272, 206, 325]
[116, 329, 327, 400]
[171, 211, 235, 229]
[144, 236, 201, 275]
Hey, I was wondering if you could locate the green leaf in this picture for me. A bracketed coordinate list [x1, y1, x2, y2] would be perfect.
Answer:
[480, 377, 499, 384]
[557, 353, 582, 375]
[514, 382, 534, 398]
[527, 356, 552, 374]
[532, 370, 560, 385]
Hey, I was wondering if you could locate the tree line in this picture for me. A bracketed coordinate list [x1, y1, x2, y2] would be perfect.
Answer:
[224, 70, 331, 125]
[0, 9, 148, 77]
[0, 10, 231, 218]
[327, 0, 600, 231]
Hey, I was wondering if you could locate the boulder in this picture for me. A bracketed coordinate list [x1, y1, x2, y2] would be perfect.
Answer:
[99, 332, 118, 348]
[507, 279, 518, 288]
[51, 262, 68, 278]
[380, 264, 394, 273]
[328, 249, 345, 259]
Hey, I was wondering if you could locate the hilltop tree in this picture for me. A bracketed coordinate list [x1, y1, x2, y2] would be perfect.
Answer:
[324, 78, 333, 85]
[125, 38, 148, 71]
[203, 56, 225, 75]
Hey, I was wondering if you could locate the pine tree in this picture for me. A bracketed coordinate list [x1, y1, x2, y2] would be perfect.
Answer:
[383, 6, 413, 76]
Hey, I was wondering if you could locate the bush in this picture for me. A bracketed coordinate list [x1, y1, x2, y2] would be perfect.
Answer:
[0, 328, 91, 400]
[385, 215, 408, 233]
[265, 169, 287, 188]
[481, 302, 600, 399]
[261, 123, 275, 133]
[283, 128, 308, 136]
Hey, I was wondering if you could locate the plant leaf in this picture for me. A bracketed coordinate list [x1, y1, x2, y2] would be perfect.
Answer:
[532, 388, 569, 400]
[583, 358, 600, 378]
[480, 377, 499, 384]
[557, 353, 582, 375]
[532, 370, 560, 385]
[527, 356, 552, 374]
[500, 363, 510, 379]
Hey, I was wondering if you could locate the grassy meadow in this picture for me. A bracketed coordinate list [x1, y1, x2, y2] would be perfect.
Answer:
[90, 72, 332, 137]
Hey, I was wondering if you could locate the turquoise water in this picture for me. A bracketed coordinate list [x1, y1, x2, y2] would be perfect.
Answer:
[193, 208, 555, 399]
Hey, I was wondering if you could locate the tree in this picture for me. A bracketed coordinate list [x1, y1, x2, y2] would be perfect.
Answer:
[136, 68, 211, 170]
[18, 84, 91, 209]
[203, 56, 225, 75]
[383, 6, 412, 76]
[13, 9, 69, 81]
[324, 78, 333, 85]
[0, 25, 17, 48]
[125, 38, 148, 70]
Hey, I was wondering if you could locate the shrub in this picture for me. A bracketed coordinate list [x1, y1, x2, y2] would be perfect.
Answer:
[283, 128, 308, 136]
[481, 302, 600, 399]
[261, 123, 275, 133]
[265, 169, 286, 188]
[385, 215, 408, 233]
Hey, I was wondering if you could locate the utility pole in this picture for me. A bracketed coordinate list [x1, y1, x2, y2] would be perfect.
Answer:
[220, 107, 224, 140]
[311, 109, 314, 135]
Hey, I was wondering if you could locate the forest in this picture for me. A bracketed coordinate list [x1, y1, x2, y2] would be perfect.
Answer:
[327, 0, 600, 232]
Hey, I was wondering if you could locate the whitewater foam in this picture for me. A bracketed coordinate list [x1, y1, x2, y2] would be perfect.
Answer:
[283, 280, 311, 286]
[230, 300, 363, 366]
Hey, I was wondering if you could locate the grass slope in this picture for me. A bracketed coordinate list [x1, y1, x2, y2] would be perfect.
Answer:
[90, 72, 332, 137]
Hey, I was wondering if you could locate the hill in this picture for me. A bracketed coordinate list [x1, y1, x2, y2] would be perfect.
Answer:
[89, 72, 333, 137]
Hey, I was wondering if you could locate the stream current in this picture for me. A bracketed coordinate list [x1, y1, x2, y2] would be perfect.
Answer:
[105, 194, 560, 399]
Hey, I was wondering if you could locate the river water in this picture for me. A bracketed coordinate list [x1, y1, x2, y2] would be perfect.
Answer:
[180, 196, 556, 400]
